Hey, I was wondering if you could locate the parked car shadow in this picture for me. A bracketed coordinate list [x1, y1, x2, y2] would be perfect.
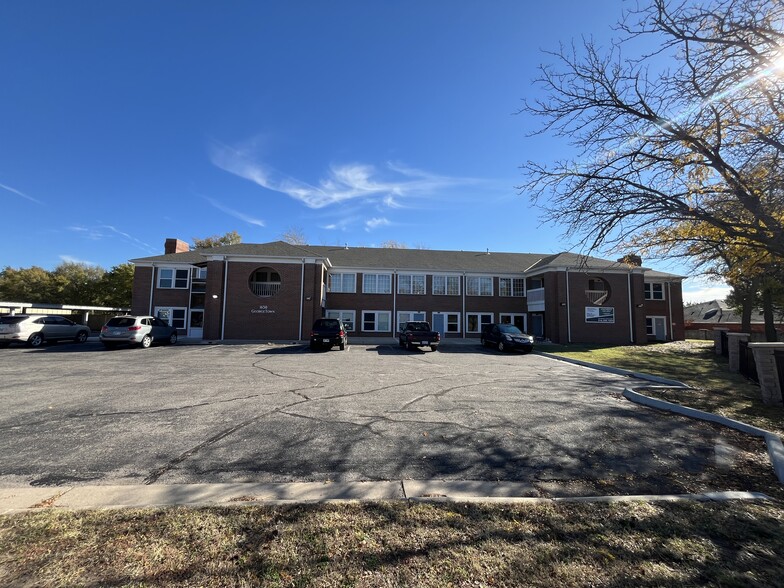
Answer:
[255, 345, 309, 355]
[18, 341, 105, 353]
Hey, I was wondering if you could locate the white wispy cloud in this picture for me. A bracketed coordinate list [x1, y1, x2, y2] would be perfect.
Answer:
[67, 224, 158, 254]
[209, 141, 479, 210]
[0, 182, 42, 204]
[365, 217, 391, 231]
[59, 254, 99, 266]
[203, 196, 265, 227]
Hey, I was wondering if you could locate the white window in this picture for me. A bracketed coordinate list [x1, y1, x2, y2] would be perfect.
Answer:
[397, 311, 426, 332]
[466, 276, 493, 296]
[362, 273, 392, 294]
[192, 267, 208, 280]
[326, 310, 355, 332]
[158, 268, 189, 289]
[500, 313, 527, 332]
[155, 307, 187, 329]
[445, 313, 460, 333]
[398, 274, 426, 295]
[499, 277, 525, 297]
[433, 275, 460, 296]
[646, 317, 655, 336]
[329, 273, 356, 293]
[466, 313, 493, 333]
[644, 282, 665, 300]
[362, 310, 391, 332]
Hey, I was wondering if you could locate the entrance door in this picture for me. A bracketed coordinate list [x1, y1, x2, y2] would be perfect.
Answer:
[189, 310, 204, 339]
[530, 314, 544, 338]
[432, 313, 445, 337]
[653, 317, 666, 341]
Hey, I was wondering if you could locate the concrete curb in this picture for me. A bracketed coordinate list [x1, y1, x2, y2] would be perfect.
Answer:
[0, 482, 771, 515]
[537, 351, 784, 485]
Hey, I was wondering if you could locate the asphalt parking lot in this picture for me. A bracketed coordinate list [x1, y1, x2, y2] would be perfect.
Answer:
[0, 340, 774, 495]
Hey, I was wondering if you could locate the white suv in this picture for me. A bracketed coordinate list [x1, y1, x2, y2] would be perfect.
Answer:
[0, 315, 91, 348]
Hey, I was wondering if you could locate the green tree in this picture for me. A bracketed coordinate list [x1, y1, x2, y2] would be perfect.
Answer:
[0, 266, 56, 302]
[192, 231, 242, 249]
[98, 263, 135, 307]
[51, 262, 106, 305]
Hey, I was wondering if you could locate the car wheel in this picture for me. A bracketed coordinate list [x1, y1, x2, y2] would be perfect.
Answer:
[310, 343, 317, 351]
[399, 338, 405, 348]
[27, 333, 44, 348]
[168, 332, 178, 345]
[339, 341, 345, 350]
[140, 334, 152, 349]
[497, 341, 505, 352]
[430, 345, 438, 352]
[0, 342, 10, 348]
[75, 331, 89, 344]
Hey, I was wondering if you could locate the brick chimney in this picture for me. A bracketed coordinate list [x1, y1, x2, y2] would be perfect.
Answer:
[164, 238, 190, 254]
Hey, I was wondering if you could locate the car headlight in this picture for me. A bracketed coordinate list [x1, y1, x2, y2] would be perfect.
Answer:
[504, 334, 513, 340]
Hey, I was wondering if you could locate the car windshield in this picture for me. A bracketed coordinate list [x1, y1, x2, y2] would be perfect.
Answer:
[498, 325, 523, 335]
[314, 319, 340, 329]
[106, 317, 137, 327]
[0, 316, 28, 324]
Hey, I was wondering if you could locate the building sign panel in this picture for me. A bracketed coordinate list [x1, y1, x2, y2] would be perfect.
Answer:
[585, 307, 615, 323]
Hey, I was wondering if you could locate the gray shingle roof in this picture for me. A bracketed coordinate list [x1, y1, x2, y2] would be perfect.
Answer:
[130, 240, 683, 277]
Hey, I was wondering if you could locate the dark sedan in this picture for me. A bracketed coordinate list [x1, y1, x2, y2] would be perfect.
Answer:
[481, 323, 534, 353]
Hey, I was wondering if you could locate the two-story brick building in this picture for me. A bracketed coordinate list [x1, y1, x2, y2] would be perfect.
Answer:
[129, 239, 685, 344]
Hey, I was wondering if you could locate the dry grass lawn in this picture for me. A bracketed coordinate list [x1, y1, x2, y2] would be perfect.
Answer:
[2, 500, 784, 587]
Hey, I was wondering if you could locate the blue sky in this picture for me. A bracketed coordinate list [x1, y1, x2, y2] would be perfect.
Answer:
[0, 1, 727, 302]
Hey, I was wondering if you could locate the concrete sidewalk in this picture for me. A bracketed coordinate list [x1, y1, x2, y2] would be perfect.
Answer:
[0, 481, 769, 514]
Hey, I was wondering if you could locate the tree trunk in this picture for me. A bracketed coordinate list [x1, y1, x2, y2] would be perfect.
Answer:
[762, 285, 778, 342]
[740, 278, 758, 334]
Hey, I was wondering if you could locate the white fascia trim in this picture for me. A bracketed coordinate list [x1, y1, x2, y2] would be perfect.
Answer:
[208, 254, 323, 264]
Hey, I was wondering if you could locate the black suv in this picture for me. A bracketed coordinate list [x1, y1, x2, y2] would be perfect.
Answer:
[481, 323, 534, 353]
[309, 318, 348, 351]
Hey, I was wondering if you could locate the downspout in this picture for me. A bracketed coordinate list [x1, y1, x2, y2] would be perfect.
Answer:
[299, 259, 305, 341]
[628, 272, 634, 343]
[393, 270, 397, 333]
[221, 258, 228, 341]
[565, 268, 572, 343]
[667, 281, 673, 341]
[462, 271, 466, 339]
[148, 265, 155, 315]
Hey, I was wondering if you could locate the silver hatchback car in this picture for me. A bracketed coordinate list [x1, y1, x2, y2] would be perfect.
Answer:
[0, 315, 91, 348]
[100, 315, 178, 349]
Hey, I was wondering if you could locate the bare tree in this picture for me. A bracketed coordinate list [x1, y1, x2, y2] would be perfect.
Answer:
[280, 227, 308, 246]
[379, 240, 408, 249]
[521, 0, 784, 261]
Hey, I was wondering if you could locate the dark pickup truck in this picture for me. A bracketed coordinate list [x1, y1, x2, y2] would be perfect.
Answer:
[398, 321, 440, 351]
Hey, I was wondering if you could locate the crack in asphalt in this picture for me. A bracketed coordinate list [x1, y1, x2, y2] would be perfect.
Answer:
[141, 375, 433, 483]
